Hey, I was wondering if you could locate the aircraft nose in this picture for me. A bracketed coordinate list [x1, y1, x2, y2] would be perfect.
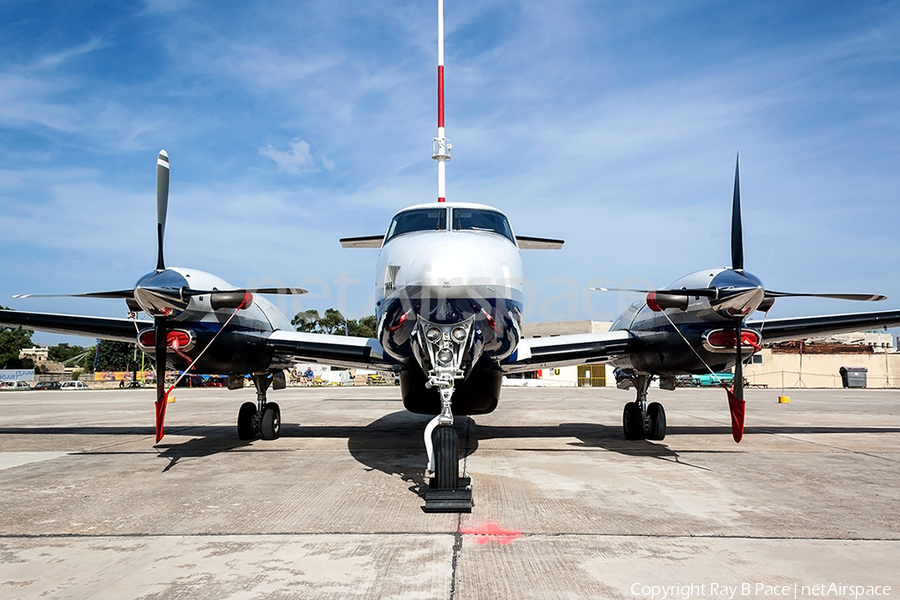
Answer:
[398, 235, 511, 290]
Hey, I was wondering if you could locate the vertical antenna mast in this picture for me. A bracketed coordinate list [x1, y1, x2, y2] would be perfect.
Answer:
[432, 0, 451, 202]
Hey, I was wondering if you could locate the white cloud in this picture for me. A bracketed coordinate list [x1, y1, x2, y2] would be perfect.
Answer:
[259, 138, 332, 175]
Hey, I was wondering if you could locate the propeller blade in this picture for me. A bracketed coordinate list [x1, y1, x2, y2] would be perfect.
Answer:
[727, 387, 745, 443]
[13, 290, 135, 299]
[592, 287, 718, 298]
[154, 315, 168, 443]
[731, 153, 743, 272]
[729, 317, 745, 443]
[156, 150, 170, 271]
[181, 287, 308, 297]
[244, 287, 308, 295]
[764, 290, 886, 302]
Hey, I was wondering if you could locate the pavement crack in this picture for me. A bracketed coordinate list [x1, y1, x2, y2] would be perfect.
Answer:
[449, 514, 463, 600]
[448, 418, 473, 600]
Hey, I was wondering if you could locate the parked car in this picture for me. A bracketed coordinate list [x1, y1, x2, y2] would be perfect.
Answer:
[2, 380, 32, 390]
[60, 381, 90, 390]
[33, 381, 62, 390]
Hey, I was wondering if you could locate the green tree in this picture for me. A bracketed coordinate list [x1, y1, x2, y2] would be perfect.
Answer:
[291, 309, 377, 337]
[347, 315, 377, 338]
[48, 343, 89, 363]
[94, 340, 139, 372]
[0, 305, 34, 369]
[291, 309, 321, 332]
[319, 308, 347, 334]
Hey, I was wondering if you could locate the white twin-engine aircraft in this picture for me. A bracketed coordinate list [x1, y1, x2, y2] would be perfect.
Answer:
[5, 0, 900, 511]
[4, 158, 900, 513]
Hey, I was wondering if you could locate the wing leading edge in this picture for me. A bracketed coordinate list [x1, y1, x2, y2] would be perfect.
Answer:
[747, 308, 900, 344]
[265, 330, 397, 371]
[502, 331, 634, 373]
[0, 309, 148, 343]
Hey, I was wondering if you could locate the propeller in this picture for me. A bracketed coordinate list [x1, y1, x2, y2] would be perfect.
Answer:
[589, 287, 885, 303]
[727, 154, 746, 443]
[154, 150, 171, 443]
[594, 155, 885, 443]
[12, 149, 309, 442]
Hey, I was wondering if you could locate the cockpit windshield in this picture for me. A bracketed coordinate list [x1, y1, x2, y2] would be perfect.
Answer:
[451, 208, 514, 243]
[385, 208, 447, 242]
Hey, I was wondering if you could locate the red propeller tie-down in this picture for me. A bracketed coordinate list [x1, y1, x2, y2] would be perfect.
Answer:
[152, 293, 252, 443]
[154, 330, 188, 443]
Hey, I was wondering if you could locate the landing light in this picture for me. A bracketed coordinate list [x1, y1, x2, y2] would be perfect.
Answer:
[451, 326, 467, 342]
[426, 327, 442, 342]
[437, 348, 454, 364]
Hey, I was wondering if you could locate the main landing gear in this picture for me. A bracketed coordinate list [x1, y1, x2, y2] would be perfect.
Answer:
[237, 372, 284, 441]
[622, 374, 667, 441]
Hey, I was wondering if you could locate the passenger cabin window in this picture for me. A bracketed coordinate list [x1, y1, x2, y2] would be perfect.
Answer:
[451, 208, 514, 243]
[385, 208, 447, 241]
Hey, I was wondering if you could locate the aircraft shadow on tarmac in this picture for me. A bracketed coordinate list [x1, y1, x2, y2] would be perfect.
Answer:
[292, 411, 900, 498]
[153, 428, 255, 472]
[4, 416, 899, 493]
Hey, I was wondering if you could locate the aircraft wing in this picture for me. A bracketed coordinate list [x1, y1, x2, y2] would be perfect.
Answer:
[749, 309, 900, 344]
[502, 330, 633, 373]
[266, 330, 397, 371]
[0, 309, 148, 343]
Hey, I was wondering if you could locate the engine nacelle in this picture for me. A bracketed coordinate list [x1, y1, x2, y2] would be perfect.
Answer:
[210, 291, 253, 310]
[646, 292, 689, 312]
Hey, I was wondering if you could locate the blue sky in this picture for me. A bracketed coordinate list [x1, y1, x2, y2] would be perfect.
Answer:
[1, 0, 898, 345]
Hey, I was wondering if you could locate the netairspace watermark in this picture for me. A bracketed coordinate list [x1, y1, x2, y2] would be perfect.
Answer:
[243, 272, 659, 322]
[630, 582, 892, 600]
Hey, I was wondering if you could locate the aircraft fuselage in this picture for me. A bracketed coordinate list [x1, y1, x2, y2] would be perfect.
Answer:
[373, 202, 526, 414]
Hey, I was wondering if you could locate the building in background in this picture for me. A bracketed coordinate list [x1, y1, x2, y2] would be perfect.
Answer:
[517, 322, 899, 389]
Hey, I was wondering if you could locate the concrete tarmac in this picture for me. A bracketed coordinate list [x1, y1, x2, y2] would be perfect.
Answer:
[0, 385, 898, 599]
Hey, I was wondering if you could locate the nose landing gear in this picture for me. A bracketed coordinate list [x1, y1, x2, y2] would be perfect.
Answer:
[422, 386, 473, 513]
[417, 317, 475, 513]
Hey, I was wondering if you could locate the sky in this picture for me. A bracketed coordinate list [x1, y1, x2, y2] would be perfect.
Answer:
[1, 0, 899, 346]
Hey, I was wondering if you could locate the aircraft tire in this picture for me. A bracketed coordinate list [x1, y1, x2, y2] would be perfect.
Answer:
[647, 402, 666, 441]
[623, 402, 644, 441]
[237, 402, 257, 440]
[260, 402, 281, 441]
[433, 426, 459, 490]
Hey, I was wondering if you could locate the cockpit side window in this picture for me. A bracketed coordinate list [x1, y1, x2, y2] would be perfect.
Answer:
[451, 208, 514, 243]
[385, 208, 447, 241]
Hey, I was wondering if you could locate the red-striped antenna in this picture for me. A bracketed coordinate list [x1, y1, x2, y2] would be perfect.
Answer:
[432, 0, 451, 202]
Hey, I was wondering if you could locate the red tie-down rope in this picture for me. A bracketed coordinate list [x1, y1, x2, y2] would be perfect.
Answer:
[154, 293, 252, 442]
